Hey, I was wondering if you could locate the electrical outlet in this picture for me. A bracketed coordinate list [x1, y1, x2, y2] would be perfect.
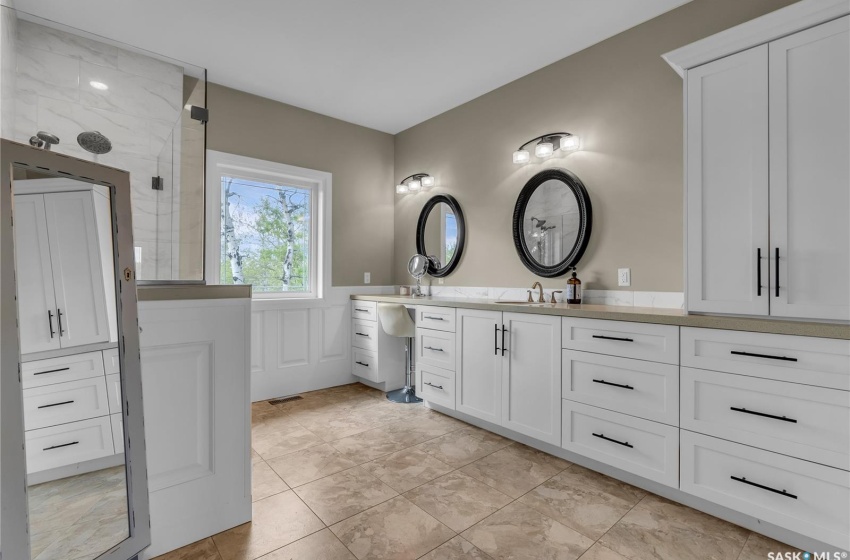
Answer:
[364, 272, 371, 284]
[438, 278, 444, 284]
[618, 268, 631, 287]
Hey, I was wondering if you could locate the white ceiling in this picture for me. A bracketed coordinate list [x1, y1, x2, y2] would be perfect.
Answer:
[12, 0, 691, 133]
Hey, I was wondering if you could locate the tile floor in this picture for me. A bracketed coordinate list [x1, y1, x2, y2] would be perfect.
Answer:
[155, 383, 802, 560]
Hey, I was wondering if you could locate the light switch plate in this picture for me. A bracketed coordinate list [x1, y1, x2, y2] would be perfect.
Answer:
[618, 268, 631, 287]
[364, 272, 371, 284]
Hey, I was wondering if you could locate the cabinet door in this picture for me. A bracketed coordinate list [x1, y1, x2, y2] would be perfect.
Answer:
[769, 16, 850, 321]
[501, 313, 561, 445]
[13, 194, 61, 354]
[43, 191, 110, 347]
[686, 46, 769, 315]
[455, 309, 502, 425]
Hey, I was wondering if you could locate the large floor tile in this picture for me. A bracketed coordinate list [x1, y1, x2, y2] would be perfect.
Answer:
[212, 491, 324, 560]
[253, 426, 324, 461]
[330, 496, 455, 560]
[252, 461, 289, 502]
[361, 447, 454, 493]
[577, 543, 630, 560]
[298, 411, 384, 442]
[267, 443, 359, 488]
[153, 538, 221, 560]
[737, 533, 801, 560]
[416, 431, 511, 468]
[293, 466, 398, 525]
[330, 427, 412, 464]
[404, 472, 512, 532]
[258, 529, 356, 560]
[418, 536, 492, 560]
[459, 443, 570, 498]
[462, 501, 594, 560]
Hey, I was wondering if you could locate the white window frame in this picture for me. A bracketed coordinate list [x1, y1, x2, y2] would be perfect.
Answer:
[205, 150, 331, 300]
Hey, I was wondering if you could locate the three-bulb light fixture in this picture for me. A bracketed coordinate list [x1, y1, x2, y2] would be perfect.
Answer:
[395, 173, 436, 195]
[512, 132, 580, 164]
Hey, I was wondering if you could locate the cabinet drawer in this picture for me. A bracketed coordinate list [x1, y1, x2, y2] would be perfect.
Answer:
[352, 319, 379, 351]
[23, 376, 110, 431]
[110, 413, 124, 454]
[419, 365, 454, 409]
[562, 350, 679, 426]
[681, 431, 850, 551]
[562, 318, 679, 364]
[22, 351, 105, 389]
[106, 373, 122, 414]
[103, 347, 120, 375]
[25, 416, 115, 474]
[416, 328, 456, 371]
[681, 367, 849, 470]
[352, 347, 379, 382]
[352, 301, 378, 322]
[562, 400, 678, 487]
[681, 327, 850, 390]
[416, 306, 456, 332]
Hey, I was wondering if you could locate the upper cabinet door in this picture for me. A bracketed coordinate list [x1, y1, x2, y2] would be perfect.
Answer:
[455, 309, 503, 425]
[686, 46, 769, 316]
[769, 16, 850, 321]
[43, 191, 110, 348]
[13, 194, 61, 354]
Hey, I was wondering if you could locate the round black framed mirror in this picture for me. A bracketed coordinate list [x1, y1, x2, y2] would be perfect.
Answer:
[416, 194, 465, 278]
[512, 168, 592, 277]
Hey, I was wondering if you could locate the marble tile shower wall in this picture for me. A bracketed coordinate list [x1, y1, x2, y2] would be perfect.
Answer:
[11, 19, 184, 280]
[0, 7, 16, 139]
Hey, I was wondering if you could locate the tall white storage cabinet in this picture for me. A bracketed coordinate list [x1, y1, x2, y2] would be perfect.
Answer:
[676, 14, 850, 322]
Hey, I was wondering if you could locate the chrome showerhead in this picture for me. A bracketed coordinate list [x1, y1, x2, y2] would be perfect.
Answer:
[30, 131, 60, 150]
[77, 130, 112, 155]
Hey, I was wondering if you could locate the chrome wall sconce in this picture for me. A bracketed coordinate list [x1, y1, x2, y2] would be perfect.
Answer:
[396, 172, 435, 194]
[512, 132, 580, 164]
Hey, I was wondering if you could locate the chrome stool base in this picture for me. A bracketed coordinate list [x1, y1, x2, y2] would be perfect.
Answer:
[386, 386, 423, 404]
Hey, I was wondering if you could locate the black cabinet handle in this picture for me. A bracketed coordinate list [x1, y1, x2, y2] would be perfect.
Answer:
[57, 308, 65, 336]
[730, 407, 797, 423]
[38, 400, 75, 409]
[501, 325, 507, 356]
[757, 248, 762, 296]
[731, 476, 797, 499]
[424, 316, 445, 321]
[424, 346, 444, 353]
[33, 367, 70, 376]
[47, 310, 55, 339]
[43, 441, 79, 451]
[730, 350, 797, 362]
[355, 332, 369, 337]
[354, 308, 369, 313]
[774, 248, 780, 297]
[593, 379, 634, 390]
[592, 335, 633, 342]
[355, 361, 369, 367]
[592, 433, 633, 448]
[424, 382, 443, 390]
[494, 324, 500, 355]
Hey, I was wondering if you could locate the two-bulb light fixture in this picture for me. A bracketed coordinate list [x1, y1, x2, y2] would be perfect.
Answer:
[512, 132, 581, 164]
[395, 173, 436, 195]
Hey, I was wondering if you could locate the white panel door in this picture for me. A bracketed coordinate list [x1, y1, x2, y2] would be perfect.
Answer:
[501, 313, 561, 445]
[13, 194, 60, 354]
[456, 309, 502, 425]
[686, 45, 769, 315]
[769, 16, 850, 321]
[43, 191, 110, 347]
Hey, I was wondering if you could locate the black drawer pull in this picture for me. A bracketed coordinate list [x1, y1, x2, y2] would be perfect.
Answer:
[501, 325, 508, 357]
[731, 476, 797, 499]
[354, 308, 369, 313]
[424, 316, 445, 321]
[593, 379, 634, 390]
[37, 400, 75, 409]
[424, 346, 444, 352]
[424, 382, 444, 390]
[592, 433, 633, 448]
[57, 308, 65, 336]
[494, 324, 500, 355]
[33, 367, 71, 376]
[43, 441, 79, 451]
[592, 335, 634, 342]
[355, 361, 369, 367]
[775, 247, 780, 297]
[48, 310, 55, 338]
[355, 332, 369, 337]
[730, 407, 797, 423]
[730, 350, 797, 362]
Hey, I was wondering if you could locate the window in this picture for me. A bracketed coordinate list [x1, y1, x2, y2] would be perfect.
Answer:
[206, 151, 331, 298]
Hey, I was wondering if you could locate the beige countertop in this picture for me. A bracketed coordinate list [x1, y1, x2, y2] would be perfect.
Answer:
[351, 294, 850, 340]
[138, 284, 252, 301]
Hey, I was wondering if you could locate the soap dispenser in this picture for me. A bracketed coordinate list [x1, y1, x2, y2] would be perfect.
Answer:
[566, 268, 582, 304]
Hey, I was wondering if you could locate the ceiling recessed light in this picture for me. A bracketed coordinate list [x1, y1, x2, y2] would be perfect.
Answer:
[89, 81, 108, 91]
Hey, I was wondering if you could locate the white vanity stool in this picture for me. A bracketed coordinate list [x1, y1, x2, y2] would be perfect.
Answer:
[377, 303, 422, 404]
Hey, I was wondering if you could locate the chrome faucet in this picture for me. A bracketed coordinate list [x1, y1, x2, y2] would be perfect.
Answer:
[530, 282, 545, 303]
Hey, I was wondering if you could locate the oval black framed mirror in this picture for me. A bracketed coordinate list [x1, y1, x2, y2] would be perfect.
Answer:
[415, 194, 466, 278]
[512, 168, 592, 277]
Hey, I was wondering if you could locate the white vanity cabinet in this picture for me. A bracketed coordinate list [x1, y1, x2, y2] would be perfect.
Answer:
[350, 301, 406, 390]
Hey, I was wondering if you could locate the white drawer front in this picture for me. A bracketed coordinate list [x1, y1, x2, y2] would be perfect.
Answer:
[562, 318, 679, 365]
[352, 319, 379, 351]
[23, 377, 110, 431]
[25, 416, 115, 474]
[682, 367, 849, 470]
[106, 373, 122, 414]
[681, 431, 850, 551]
[22, 351, 105, 389]
[351, 301, 378, 322]
[419, 365, 454, 409]
[110, 413, 124, 454]
[562, 400, 678, 487]
[681, 327, 850, 390]
[417, 328, 456, 371]
[103, 347, 120, 375]
[416, 306, 456, 332]
[562, 350, 679, 426]
[352, 347, 380, 382]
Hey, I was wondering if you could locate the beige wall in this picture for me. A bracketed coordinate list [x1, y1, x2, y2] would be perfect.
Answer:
[207, 83, 395, 287]
[393, 0, 796, 291]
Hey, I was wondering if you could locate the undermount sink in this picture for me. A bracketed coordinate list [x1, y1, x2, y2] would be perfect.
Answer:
[494, 300, 554, 306]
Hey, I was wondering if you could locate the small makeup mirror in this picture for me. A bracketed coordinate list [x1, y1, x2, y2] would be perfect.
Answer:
[408, 254, 429, 297]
